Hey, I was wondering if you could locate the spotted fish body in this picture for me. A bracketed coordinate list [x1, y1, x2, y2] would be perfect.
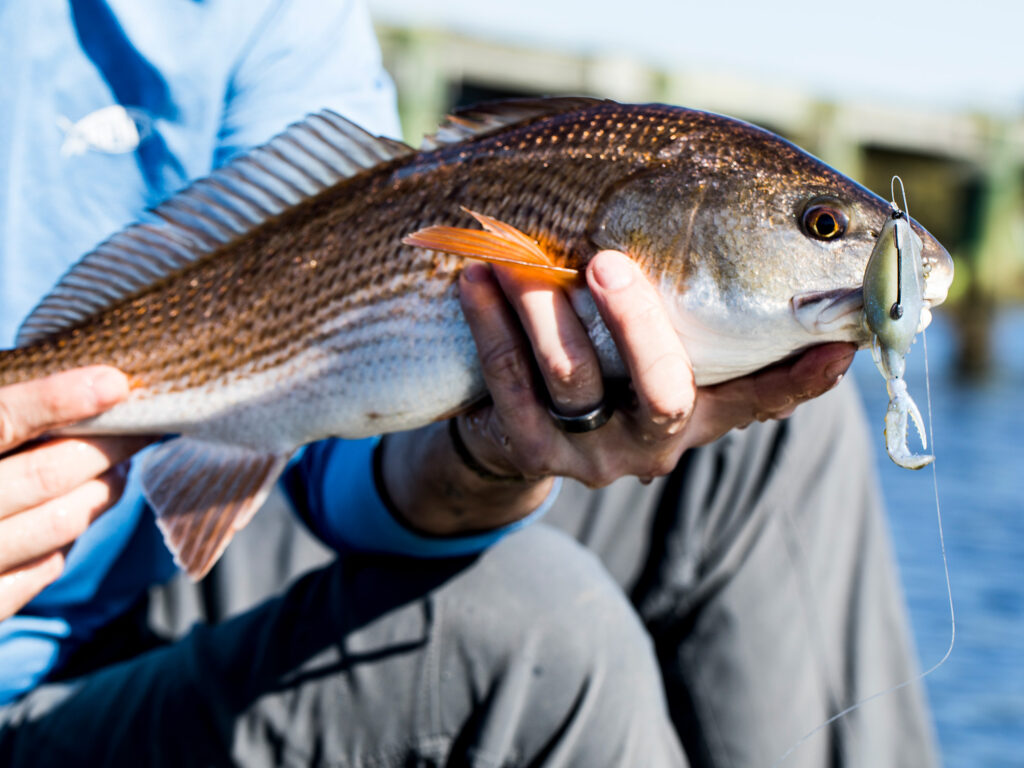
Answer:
[0, 99, 954, 577]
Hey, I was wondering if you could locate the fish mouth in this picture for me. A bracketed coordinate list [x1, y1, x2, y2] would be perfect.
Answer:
[918, 236, 952, 335]
[791, 287, 865, 336]
[923, 254, 954, 307]
[920, 230, 955, 307]
[917, 234, 952, 336]
[792, 232, 952, 340]
[792, 282, 941, 341]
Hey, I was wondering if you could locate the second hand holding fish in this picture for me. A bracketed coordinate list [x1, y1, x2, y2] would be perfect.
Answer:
[0, 368, 150, 621]
[381, 251, 857, 536]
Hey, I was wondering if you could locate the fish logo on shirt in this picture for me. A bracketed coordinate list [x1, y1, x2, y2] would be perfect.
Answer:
[57, 105, 152, 157]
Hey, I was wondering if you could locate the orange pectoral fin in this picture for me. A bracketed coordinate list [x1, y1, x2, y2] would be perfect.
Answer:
[402, 208, 579, 283]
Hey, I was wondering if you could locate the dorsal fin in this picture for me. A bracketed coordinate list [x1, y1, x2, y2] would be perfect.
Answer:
[420, 97, 609, 150]
[16, 110, 414, 347]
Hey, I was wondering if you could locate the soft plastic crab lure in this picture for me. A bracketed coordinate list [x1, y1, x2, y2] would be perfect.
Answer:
[862, 178, 934, 469]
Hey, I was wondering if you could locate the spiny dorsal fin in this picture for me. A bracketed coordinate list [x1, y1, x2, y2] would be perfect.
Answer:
[419, 97, 609, 150]
[139, 437, 292, 580]
[16, 111, 413, 347]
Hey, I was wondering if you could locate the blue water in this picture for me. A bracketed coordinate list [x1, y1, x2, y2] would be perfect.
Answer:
[851, 309, 1024, 768]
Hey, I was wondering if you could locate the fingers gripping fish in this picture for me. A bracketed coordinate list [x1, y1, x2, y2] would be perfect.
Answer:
[862, 180, 934, 469]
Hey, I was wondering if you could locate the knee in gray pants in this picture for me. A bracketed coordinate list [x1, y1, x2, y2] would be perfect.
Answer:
[258, 523, 685, 766]
[0, 525, 685, 768]
[406, 523, 686, 767]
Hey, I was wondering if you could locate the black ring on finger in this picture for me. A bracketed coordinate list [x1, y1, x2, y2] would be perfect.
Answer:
[548, 400, 615, 434]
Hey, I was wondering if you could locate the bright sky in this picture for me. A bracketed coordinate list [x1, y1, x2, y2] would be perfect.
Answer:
[368, 0, 1023, 115]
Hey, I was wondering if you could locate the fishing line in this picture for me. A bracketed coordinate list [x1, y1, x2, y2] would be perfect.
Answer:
[921, 328, 957, 671]
[772, 205, 956, 767]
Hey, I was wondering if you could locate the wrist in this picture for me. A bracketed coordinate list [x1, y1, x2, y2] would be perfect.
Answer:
[379, 423, 554, 537]
[446, 418, 526, 483]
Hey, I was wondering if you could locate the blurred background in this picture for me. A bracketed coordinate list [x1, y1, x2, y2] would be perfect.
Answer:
[365, 1, 1023, 765]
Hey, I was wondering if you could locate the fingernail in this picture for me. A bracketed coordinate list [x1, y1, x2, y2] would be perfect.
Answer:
[87, 369, 129, 408]
[590, 252, 634, 291]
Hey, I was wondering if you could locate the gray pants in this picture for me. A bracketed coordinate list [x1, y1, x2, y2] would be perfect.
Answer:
[0, 380, 937, 767]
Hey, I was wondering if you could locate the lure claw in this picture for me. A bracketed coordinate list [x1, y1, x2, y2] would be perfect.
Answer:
[883, 377, 933, 470]
[906, 388, 928, 450]
[864, 179, 935, 470]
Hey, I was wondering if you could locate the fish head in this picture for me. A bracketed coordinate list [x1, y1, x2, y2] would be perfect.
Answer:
[589, 109, 954, 384]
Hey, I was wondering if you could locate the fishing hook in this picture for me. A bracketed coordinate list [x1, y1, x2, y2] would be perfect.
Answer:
[888, 175, 911, 321]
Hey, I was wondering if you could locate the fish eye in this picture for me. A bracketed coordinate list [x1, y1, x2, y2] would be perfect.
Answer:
[801, 204, 849, 241]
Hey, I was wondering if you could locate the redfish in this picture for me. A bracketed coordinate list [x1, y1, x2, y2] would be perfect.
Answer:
[0, 98, 954, 577]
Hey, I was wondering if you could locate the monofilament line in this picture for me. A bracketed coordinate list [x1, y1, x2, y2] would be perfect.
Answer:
[921, 328, 957, 672]
[772, 330, 955, 766]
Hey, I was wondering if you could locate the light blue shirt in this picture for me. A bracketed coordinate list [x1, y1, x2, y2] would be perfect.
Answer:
[0, 0, 554, 703]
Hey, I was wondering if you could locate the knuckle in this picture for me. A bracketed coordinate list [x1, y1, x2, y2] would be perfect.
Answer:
[641, 453, 679, 479]
[584, 471, 616, 489]
[26, 452, 69, 500]
[34, 378, 79, 421]
[620, 296, 664, 330]
[480, 341, 533, 393]
[639, 405, 691, 445]
[634, 355, 694, 428]
[579, 455, 621, 489]
[37, 380, 68, 413]
[0, 399, 21, 447]
[508, 442, 553, 478]
[647, 398, 691, 431]
[40, 551, 67, 583]
[519, 458, 551, 480]
[44, 504, 89, 545]
[753, 402, 790, 422]
[547, 355, 587, 392]
[540, 344, 595, 396]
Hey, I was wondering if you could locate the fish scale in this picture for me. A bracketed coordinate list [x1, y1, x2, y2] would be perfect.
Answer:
[0, 98, 954, 578]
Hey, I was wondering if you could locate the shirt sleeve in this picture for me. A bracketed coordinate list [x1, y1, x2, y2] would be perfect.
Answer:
[214, 0, 401, 164]
[286, 439, 562, 558]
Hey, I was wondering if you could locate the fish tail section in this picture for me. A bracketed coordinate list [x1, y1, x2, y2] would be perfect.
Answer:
[139, 437, 293, 580]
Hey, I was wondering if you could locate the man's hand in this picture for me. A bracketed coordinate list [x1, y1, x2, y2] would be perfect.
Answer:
[382, 251, 855, 536]
[0, 367, 149, 621]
